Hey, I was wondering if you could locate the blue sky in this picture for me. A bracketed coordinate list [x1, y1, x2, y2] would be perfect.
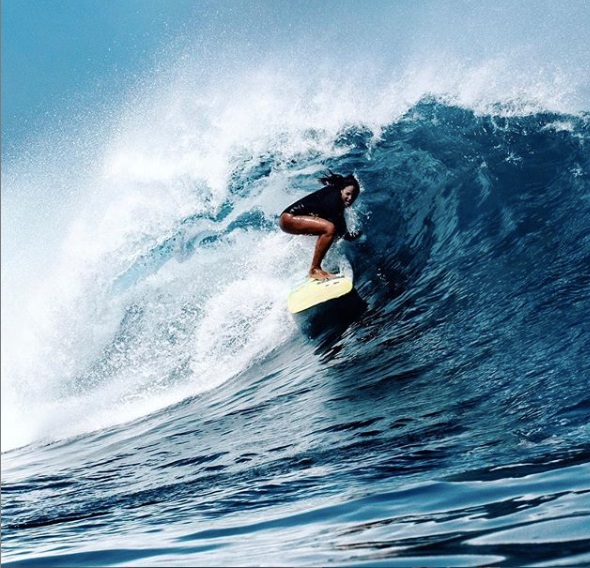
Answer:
[2, 0, 200, 150]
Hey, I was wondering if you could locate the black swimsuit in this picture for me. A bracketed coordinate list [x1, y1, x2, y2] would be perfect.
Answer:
[282, 186, 349, 237]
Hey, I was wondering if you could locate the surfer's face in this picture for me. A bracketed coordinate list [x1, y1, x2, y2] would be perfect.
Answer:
[341, 185, 357, 207]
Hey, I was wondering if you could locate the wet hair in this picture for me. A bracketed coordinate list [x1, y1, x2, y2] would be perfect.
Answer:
[319, 170, 360, 198]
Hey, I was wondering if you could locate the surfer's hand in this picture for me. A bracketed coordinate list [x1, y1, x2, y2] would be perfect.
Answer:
[344, 230, 362, 241]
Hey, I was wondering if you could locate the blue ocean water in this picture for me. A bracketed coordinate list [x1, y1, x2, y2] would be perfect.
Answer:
[2, 2, 590, 567]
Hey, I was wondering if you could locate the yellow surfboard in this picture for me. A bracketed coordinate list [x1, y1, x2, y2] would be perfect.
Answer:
[287, 275, 354, 314]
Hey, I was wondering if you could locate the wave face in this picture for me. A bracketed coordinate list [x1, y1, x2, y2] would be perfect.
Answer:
[3, 100, 589, 567]
[2, 2, 590, 566]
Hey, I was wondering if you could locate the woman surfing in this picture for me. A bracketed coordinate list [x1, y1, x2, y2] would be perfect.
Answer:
[279, 171, 362, 280]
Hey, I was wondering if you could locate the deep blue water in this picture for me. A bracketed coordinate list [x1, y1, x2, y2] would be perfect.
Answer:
[2, 100, 589, 566]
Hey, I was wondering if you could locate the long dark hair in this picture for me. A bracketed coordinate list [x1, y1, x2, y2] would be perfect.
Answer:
[319, 170, 360, 199]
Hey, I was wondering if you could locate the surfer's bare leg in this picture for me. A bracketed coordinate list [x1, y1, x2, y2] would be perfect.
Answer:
[309, 231, 336, 280]
[279, 213, 336, 280]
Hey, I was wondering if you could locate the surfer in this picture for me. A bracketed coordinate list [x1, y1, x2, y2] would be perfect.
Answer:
[279, 171, 361, 280]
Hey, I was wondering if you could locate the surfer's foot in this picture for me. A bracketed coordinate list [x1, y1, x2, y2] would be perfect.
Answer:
[309, 268, 335, 280]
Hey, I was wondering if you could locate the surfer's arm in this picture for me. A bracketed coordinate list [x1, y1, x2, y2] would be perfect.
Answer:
[333, 211, 361, 241]
[342, 230, 362, 241]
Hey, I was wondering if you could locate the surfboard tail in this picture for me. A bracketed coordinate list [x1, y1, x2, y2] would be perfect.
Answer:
[287, 275, 354, 314]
